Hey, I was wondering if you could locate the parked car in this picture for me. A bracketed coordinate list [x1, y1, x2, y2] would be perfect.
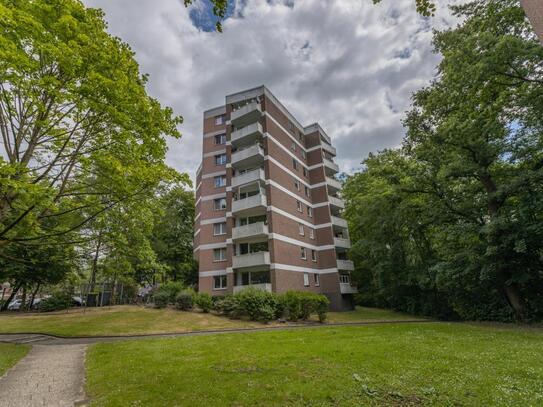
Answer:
[7, 299, 22, 310]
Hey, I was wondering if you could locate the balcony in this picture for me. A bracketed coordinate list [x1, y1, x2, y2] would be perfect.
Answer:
[328, 195, 345, 210]
[326, 177, 342, 193]
[340, 282, 358, 294]
[322, 142, 337, 156]
[231, 102, 262, 127]
[232, 251, 271, 269]
[334, 237, 351, 249]
[336, 259, 354, 271]
[231, 122, 264, 148]
[231, 168, 265, 188]
[331, 215, 348, 229]
[231, 194, 267, 216]
[323, 158, 339, 175]
[231, 144, 265, 168]
[233, 283, 272, 294]
[232, 222, 269, 241]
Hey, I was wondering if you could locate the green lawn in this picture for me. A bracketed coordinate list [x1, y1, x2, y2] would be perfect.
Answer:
[86, 323, 543, 406]
[0, 343, 29, 376]
[0, 305, 417, 337]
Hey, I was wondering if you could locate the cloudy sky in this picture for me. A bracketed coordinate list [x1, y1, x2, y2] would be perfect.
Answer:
[84, 0, 463, 184]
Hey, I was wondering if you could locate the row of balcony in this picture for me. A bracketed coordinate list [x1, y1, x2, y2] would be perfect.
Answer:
[230, 250, 353, 271]
[233, 281, 355, 294]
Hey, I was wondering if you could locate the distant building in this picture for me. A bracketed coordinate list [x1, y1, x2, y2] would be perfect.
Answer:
[521, 0, 543, 43]
[193, 86, 357, 310]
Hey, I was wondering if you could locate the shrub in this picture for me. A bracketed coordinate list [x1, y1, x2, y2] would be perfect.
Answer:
[39, 293, 72, 312]
[194, 292, 213, 313]
[175, 289, 195, 311]
[157, 281, 185, 304]
[214, 295, 243, 319]
[279, 291, 330, 322]
[153, 291, 169, 308]
[236, 287, 279, 322]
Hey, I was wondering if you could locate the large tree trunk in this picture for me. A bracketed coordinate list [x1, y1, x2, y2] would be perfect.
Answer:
[1, 284, 20, 311]
[29, 283, 40, 309]
[503, 283, 526, 322]
[19, 286, 27, 312]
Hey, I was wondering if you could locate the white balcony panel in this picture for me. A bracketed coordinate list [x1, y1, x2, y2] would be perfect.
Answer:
[233, 251, 271, 269]
[334, 237, 351, 249]
[232, 222, 269, 241]
[231, 123, 263, 147]
[336, 259, 354, 271]
[323, 158, 339, 174]
[231, 194, 267, 215]
[331, 216, 348, 229]
[326, 177, 342, 192]
[231, 102, 262, 127]
[340, 282, 358, 294]
[231, 169, 265, 188]
[231, 145, 264, 168]
[328, 195, 345, 210]
[322, 142, 337, 156]
[233, 283, 272, 294]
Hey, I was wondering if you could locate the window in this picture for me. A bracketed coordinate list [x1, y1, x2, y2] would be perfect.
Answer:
[314, 274, 320, 286]
[303, 167, 308, 177]
[214, 275, 227, 290]
[215, 115, 225, 125]
[340, 274, 351, 284]
[214, 198, 227, 210]
[214, 134, 226, 145]
[215, 153, 227, 165]
[213, 222, 226, 236]
[303, 272, 309, 287]
[292, 158, 298, 170]
[296, 200, 303, 212]
[302, 150, 306, 159]
[213, 248, 226, 262]
[299, 223, 305, 236]
[309, 228, 315, 239]
[214, 175, 226, 188]
[300, 247, 307, 260]
[307, 206, 313, 218]
[305, 186, 310, 197]
[294, 179, 300, 191]
[311, 249, 317, 262]
[291, 142, 296, 152]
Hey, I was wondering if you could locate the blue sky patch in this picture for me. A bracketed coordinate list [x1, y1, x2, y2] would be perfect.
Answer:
[189, 0, 238, 32]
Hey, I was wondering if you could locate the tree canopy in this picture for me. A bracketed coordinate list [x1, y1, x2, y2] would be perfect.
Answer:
[344, 0, 543, 322]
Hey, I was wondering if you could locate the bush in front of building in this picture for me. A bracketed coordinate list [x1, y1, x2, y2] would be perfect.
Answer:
[236, 287, 279, 323]
[279, 291, 330, 322]
[214, 295, 243, 319]
[175, 289, 195, 311]
[153, 291, 170, 308]
[158, 281, 185, 303]
[194, 292, 213, 313]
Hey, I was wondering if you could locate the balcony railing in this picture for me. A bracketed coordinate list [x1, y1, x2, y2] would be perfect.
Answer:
[231, 144, 264, 168]
[340, 282, 358, 294]
[326, 177, 342, 192]
[231, 122, 263, 146]
[231, 102, 262, 127]
[321, 142, 337, 156]
[331, 215, 348, 229]
[328, 195, 345, 210]
[231, 194, 267, 215]
[334, 237, 351, 249]
[232, 251, 271, 269]
[232, 221, 269, 241]
[231, 168, 265, 188]
[323, 158, 339, 174]
[336, 259, 354, 271]
[233, 283, 272, 294]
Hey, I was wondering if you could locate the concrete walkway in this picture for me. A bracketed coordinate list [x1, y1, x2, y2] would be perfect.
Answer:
[0, 344, 87, 407]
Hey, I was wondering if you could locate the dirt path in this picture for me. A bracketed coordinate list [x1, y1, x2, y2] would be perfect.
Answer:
[0, 344, 87, 407]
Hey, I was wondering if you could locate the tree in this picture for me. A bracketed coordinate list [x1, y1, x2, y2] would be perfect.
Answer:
[345, 0, 543, 321]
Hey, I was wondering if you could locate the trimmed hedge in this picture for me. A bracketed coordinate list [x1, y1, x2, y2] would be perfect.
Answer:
[175, 290, 194, 311]
[39, 293, 73, 312]
[153, 291, 169, 308]
[213, 289, 329, 323]
[194, 292, 213, 313]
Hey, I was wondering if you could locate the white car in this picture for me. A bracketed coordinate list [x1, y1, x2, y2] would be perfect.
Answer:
[7, 299, 22, 310]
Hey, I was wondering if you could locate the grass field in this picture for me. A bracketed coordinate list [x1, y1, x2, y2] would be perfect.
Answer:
[86, 323, 543, 406]
[0, 305, 418, 337]
[0, 343, 29, 376]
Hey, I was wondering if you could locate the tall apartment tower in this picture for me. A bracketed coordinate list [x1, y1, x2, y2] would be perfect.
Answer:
[193, 86, 357, 310]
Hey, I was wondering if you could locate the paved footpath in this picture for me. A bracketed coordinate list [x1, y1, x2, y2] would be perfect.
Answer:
[0, 343, 87, 407]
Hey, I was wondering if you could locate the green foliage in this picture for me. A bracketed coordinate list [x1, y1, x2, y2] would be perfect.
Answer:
[279, 291, 330, 322]
[344, 0, 543, 322]
[153, 291, 169, 309]
[39, 292, 73, 312]
[236, 288, 279, 322]
[214, 295, 243, 319]
[372, 0, 436, 17]
[175, 289, 195, 311]
[194, 292, 213, 313]
[157, 281, 185, 304]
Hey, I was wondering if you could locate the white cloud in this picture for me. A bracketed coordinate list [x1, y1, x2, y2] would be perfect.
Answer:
[83, 0, 463, 182]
